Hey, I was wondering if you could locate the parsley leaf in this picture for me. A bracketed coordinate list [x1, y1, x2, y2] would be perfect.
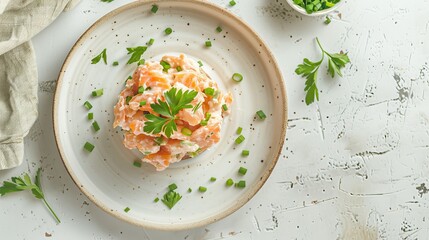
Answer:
[0, 168, 60, 223]
[295, 37, 350, 105]
[143, 88, 197, 138]
[126, 46, 147, 64]
[161, 190, 182, 209]
[91, 48, 107, 65]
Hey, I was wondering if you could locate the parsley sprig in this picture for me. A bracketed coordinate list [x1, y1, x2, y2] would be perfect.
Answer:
[126, 46, 147, 64]
[295, 37, 350, 105]
[144, 88, 197, 138]
[0, 168, 60, 223]
[91, 48, 107, 65]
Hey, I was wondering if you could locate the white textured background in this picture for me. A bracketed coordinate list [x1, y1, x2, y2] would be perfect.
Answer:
[1, 0, 429, 239]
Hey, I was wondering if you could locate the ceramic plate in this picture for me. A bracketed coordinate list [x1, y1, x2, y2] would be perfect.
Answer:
[54, 0, 287, 230]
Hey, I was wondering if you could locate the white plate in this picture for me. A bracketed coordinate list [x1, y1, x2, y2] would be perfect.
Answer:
[53, 0, 287, 230]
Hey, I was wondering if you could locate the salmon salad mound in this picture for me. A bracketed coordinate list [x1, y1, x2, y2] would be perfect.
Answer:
[113, 54, 232, 171]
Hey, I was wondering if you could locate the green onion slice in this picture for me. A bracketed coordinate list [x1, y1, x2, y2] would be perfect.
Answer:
[92, 121, 100, 132]
[151, 5, 158, 13]
[222, 104, 228, 111]
[181, 127, 192, 136]
[238, 167, 247, 175]
[256, 110, 267, 120]
[232, 73, 243, 82]
[160, 60, 171, 72]
[235, 180, 246, 188]
[147, 38, 155, 45]
[84, 142, 95, 152]
[133, 160, 142, 168]
[164, 27, 172, 35]
[235, 135, 245, 144]
[226, 178, 234, 186]
[92, 89, 103, 97]
[83, 101, 93, 110]
[204, 88, 215, 96]
[198, 186, 207, 192]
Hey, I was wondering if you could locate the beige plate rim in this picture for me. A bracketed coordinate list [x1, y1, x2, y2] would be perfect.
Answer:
[53, 0, 288, 230]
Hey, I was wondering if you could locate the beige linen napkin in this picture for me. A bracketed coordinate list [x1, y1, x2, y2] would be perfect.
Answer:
[0, 0, 80, 170]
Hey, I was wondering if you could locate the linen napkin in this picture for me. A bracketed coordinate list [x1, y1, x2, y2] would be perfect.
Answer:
[0, 0, 80, 170]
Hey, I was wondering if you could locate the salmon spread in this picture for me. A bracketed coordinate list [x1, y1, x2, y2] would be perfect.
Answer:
[113, 54, 232, 171]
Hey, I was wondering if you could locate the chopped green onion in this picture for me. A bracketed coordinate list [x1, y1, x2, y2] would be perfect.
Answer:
[198, 186, 207, 192]
[112, 61, 119, 66]
[256, 110, 267, 120]
[229, 0, 236, 6]
[205, 41, 212, 47]
[236, 127, 243, 134]
[125, 96, 132, 104]
[154, 197, 159, 202]
[324, 16, 331, 24]
[226, 178, 234, 186]
[124, 207, 130, 213]
[138, 59, 145, 65]
[242, 150, 250, 156]
[235, 135, 245, 144]
[147, 38, 155, 46]
[200, 120, 208, 126]
[160, 60, 171, 72]
[168, 183, 177, 191]
[83, 101, 93, 110]
[84, 142, 94, 152]
[164, 27, 172, 35]
[92, 121, 100, 132]
[92, 89, 103, 97]
[232, 73, 243, 82]
[210, 177, 217, 182]
[204, 88, 215, 96]
[151, 4, 158, 13]
[139, 101, 146, 107]
[87, 112, 93, 120]
[138, 86, 145, 94]
[127, 75, 132, 80]
[176, 66, 182, 72]
[198, 60, 203, 67]
[238, 167, 247, 175]
[222, 104, 228, 111]
[133, 160, 142, 168]
[145, 87, 152, 91]
[216, 26, 223, 33]
[181, 127, 192, 136]
[205, 112, 211, 120]
[187, 188, 192, 193]
[235, 180, 246, 188]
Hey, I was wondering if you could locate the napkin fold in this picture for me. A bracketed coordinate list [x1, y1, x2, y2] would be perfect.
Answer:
[0, 0, 80, 170]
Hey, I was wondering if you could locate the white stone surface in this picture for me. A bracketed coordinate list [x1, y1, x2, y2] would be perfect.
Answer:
[1, 0, 429, 239]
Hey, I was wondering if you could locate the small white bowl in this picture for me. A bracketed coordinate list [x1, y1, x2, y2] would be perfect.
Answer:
[285, 0, 344, 16]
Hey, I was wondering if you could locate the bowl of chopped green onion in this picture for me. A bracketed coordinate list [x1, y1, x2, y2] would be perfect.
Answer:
[286, 0, 343, 16]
